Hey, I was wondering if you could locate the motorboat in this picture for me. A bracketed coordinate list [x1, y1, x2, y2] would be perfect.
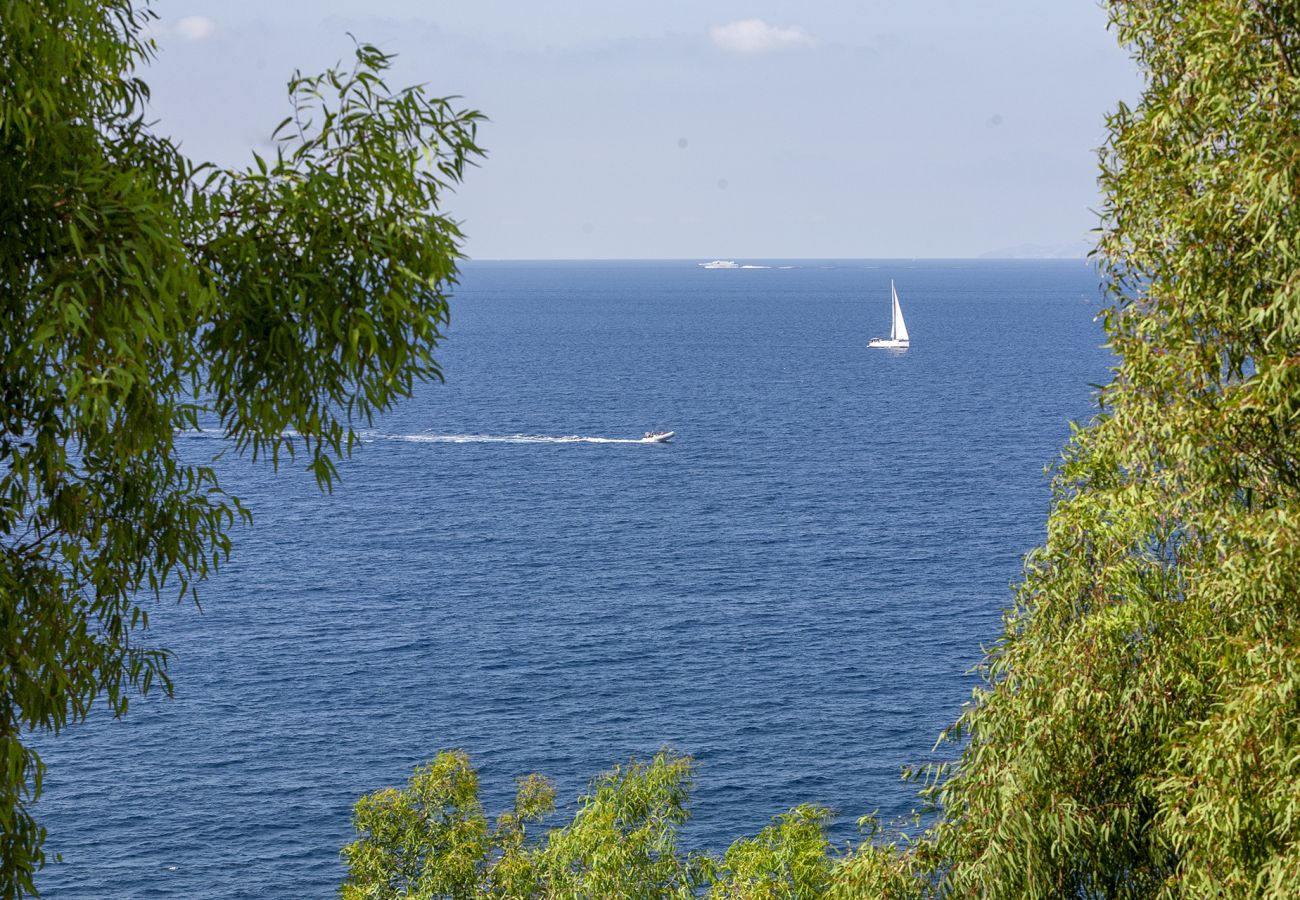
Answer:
[641, 431, 675, 442]
[867, 280, 910, 349]
[699, 260, 739, 269]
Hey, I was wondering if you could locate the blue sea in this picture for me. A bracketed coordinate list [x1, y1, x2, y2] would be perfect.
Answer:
[33, 260, 1111, 897]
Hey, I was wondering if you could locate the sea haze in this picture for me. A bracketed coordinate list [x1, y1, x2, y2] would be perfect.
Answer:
[34, 259, 1113, 897]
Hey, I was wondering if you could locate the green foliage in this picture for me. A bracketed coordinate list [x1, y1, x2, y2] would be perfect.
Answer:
[342, 751, 932, 899]
[922, 1, 1300, 896]
[530, 751, 708, 898]
[0, 0, 482, 894]
[341, 750, 538, 899]
[342, 750, 705, 899]
[707, 806, 834, 899]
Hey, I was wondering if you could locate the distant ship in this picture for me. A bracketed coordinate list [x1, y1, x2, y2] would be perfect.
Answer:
[699, 260, 739, 269]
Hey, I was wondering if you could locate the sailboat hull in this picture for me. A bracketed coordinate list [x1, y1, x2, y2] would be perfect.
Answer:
[867, 338, 909, 348]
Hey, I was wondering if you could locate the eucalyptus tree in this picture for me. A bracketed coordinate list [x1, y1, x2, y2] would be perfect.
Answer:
[926, 1, 1300, 895]
[0, 1, 482, 893]
[342, 750, 899, 899]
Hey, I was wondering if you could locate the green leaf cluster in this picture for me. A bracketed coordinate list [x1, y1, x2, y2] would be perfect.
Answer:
[1, 1, 481, 894]
[341, 750, 926, 899]
[919, 2, 1300, 896]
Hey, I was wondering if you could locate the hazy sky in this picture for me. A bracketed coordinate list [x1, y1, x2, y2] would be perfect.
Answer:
[141, 2, 1139, 259]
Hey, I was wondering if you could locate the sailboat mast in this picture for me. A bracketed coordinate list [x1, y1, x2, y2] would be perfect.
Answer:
[890, 280, 898, 341]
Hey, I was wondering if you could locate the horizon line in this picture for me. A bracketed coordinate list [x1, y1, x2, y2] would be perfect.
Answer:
[461, 255, 1095, 263]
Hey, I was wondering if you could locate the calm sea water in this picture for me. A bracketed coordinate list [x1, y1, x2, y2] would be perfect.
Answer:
[34, 260, 1111, 897]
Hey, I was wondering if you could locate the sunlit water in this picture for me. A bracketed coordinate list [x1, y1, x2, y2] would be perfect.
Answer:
[33, 259, 1111, 897]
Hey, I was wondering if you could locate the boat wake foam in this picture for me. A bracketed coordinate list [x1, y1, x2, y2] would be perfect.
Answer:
[371, 433, 657, 445]
[176, 430, 666, 445]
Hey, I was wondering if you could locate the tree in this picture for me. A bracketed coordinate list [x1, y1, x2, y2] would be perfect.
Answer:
[924, 1, 1300, 895]
[706, 806, 835, 899]
[0, 1, 482, 893]
[342, 750, 917, 899]
[342, 750, 704, 898]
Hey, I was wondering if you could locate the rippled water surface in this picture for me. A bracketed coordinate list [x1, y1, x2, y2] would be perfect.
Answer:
[34, 260, 1111, 897]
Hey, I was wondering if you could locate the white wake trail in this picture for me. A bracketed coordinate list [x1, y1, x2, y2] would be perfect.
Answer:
[370, 433, 656, 445]
[176, 430, 668, 445]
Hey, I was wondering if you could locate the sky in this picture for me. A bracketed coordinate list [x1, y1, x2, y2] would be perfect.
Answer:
[140, 2, 1140, 259]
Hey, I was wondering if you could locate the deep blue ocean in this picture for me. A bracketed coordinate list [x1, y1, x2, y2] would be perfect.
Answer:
[33, 260, 1111, 897]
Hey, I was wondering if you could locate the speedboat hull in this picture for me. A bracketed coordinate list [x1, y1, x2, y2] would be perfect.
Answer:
[642, 431, 674, 442]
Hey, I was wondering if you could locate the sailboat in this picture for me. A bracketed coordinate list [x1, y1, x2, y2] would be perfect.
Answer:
[867, 280, 910, 349]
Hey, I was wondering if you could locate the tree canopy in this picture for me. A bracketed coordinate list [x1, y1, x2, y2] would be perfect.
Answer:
[341, 750, 919, 899]
[0, 0, 481, 893]
[926, 1, 1300, 894]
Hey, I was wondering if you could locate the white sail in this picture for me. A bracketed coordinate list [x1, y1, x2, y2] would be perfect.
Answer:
[890, 280, 910, 343]
[868, 279, 910, 348]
